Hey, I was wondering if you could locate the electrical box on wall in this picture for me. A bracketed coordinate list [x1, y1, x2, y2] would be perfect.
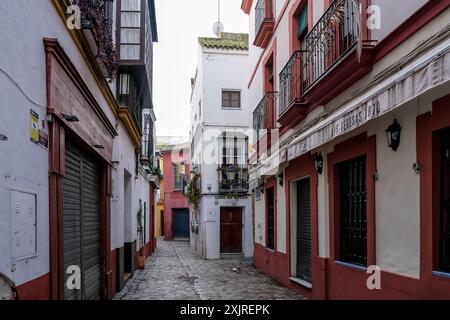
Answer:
[10, 190, 37, 260]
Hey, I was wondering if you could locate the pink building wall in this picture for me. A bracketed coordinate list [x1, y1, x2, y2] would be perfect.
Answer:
[162, 148, 190, 240]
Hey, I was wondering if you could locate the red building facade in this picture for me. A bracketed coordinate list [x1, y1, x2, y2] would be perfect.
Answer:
[162, 146, 190, 241]
[244, 0, 450, 299]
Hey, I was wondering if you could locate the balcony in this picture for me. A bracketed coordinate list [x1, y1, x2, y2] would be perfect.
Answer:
[76, 0, 118, 79]
[254, 0, 274, 48]
[253, 92, 276, 141]
[301, 0, 374, 105]
[218, 164, 249, 194]
[278, 51, 307, 126]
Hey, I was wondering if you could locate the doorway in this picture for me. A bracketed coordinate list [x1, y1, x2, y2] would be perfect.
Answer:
[173, 208, 189, 239]
[220, 207, 243, 254]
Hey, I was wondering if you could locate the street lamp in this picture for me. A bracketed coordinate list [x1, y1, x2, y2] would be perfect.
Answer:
[386, 119, 402, 151]
[315, 153, 323, 175]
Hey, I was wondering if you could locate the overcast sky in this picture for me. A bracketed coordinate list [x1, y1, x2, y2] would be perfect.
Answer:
[153, 0, 249, 138]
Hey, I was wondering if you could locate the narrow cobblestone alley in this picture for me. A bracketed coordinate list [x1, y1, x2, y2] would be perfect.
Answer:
[115, 241, 305, 300]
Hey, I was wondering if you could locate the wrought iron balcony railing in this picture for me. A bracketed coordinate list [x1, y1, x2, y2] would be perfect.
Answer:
[302, 0, 361, 92]
[253, 92, 276, 141]
[218, 164, 250, 194]
[279, 51, 303, 117]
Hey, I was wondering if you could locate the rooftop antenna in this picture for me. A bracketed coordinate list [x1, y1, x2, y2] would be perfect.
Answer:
[212, 0, 224, 37]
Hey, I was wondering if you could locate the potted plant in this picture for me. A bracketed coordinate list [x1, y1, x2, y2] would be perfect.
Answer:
[136, 201, 145, 270]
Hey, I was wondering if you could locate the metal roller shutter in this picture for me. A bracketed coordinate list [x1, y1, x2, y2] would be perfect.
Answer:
[63, 142, 101, 300]
[297, 178, 312, 284]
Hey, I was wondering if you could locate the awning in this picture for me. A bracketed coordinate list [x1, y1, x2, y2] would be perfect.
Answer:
[287, 37, 450, 161]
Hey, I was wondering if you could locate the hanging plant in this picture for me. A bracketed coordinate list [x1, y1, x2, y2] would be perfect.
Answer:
[136, 200, 144, 248]
[186, 172, 201, 209]
[74, 0, 118, 80]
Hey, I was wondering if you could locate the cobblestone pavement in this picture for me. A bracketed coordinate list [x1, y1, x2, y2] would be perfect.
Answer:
[115, 240, 306, 300]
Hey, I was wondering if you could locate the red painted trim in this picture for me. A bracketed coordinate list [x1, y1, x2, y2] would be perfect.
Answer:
[374, 0, 450, 63]
[328, 133, 376, 266]
[247, 1, 289, 87]
[241, 0, 253, 14]
[15, 274, 51, 300]
[417, 94, 450, 285]
[262, 39, 277, 94]
[285, 153, 326, 299]
[45, 38, 113, 300]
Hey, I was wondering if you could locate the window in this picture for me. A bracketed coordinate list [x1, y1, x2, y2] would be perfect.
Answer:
[173, 163, 186, 190]
[222, 90, 241, 109]
[267, 187, 275, 250]
[219, 134, 248, 166]
[120, 0, 142, 60]
[439, 130, 450, 272]
[298, 5, 308, 40]
[338, 156, 367, 266]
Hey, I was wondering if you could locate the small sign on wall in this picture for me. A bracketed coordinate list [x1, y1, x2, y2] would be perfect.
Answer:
[30, 109, 39, 143]
[30, 109, 48, 149]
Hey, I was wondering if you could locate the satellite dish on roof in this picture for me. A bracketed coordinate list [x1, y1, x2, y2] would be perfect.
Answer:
[213, 21, 224, 37]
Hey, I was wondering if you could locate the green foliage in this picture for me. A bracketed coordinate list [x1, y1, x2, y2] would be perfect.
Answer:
[186, 172, 201, 208]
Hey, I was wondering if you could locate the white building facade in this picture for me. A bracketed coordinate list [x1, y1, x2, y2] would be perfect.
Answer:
[189, 33, 254, 259]
[0, 0, 159, 299]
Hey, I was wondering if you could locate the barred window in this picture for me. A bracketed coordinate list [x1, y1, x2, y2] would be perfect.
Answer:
[338, 156, 367, 266]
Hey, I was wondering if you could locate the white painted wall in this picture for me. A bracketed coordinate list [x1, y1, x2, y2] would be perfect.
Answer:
[202, 50, 250, 126]
[190, 42, 254, 259]
[199, 196, 253, 259]
[254, 192, 266, 246]
[370, 0, 428, 42]
[111, 123, 152, 250]
[0, 0, 118, 287]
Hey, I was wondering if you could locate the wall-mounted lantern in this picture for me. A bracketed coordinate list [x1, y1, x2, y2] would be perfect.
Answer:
[61, 114, 80, 122]
[315, 153, 324, 175]
[278, 172, 284, 187]
[386, 119, 402, 151]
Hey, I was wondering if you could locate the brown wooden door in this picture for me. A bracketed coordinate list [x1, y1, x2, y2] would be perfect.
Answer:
[220, 207, 243, 254]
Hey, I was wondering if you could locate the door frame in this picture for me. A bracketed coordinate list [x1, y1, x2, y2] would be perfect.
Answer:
[220, 206, 244, 254]
[285, 153, 324, 299]
[45, 39, 114, 300]
[172, 208, 190, 238]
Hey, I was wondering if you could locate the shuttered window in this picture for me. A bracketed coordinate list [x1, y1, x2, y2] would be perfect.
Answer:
[297, 178, 312, 283]
[440, 131, 450, 272]
[267, 187, 275, 250]
[339, 156, 367, 266]
[63, 142, 101, 300]
[222, 90, 241, 109]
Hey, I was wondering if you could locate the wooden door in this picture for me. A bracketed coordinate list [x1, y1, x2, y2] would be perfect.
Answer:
[220, 207, 243, 254]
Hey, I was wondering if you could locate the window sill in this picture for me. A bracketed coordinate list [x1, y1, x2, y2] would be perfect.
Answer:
[290, 277, 312, 289]
[432, 271, 450, 279]
[335, 260, 367, 272]
[221, 107, 242, 111]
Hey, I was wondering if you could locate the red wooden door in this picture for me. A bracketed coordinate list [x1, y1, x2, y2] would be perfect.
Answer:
[220, 207, 243, 254]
